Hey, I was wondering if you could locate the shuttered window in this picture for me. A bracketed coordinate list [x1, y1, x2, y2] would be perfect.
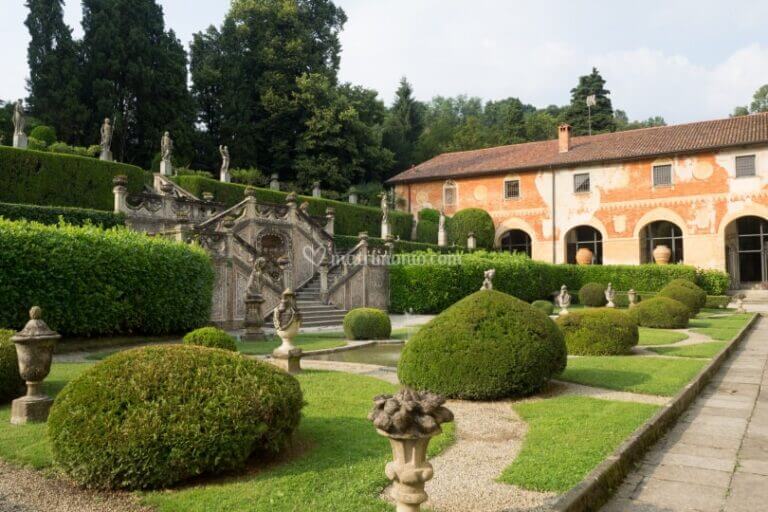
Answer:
[504, 179, 520, 199]
[573, 173, 590, 193]
[736, 155, 756, 177]
[653, 164, 672, 187]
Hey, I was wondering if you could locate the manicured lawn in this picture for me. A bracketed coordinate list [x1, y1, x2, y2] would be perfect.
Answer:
[560, 356, 707, 396]
[500, 396, 659, 492]
[689, 313, 753, 341]
[647, 342, 726, 359]
[638, 327, 688, 346]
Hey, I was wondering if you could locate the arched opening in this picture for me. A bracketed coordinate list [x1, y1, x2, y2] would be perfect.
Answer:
[639, 221, 684, 264]
[500, 229, 532, 257]
[443, 180, 457, 207]
[566, 226, 603, 264]
[725, 216, 768, 286]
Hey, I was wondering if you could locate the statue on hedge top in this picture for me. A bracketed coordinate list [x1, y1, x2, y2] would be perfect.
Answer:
[557, 285, 571, 315]
[219, 145, 230, 183]
[99, 118, 113, 161]
[380, 192, 390, 224]
[480, 268, 495, 291]
[605, 282, 616, 308]
[160, 131, 173, 176]
[12, 99, 25, 136]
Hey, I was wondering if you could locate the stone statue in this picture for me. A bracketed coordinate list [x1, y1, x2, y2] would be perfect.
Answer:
[605, 282, 616, 308]
[299, 201, 310, 215]
[243, 256, 267, 341]
[437, 208, 447, 247]
[99, 118, 113, 161]
[160, 131, 173, 175]
[438, 209, 446, 231]
[380, 192, 390, 224]
[219, 145, 230, 182]
[246, 256, 267, 297]
[480, 268, 495, 291]
[12, 99, 25, 135]
[557, 285, 571, 315]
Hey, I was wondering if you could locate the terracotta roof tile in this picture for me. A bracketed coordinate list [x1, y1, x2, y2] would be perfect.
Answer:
[387, 112, 768, 184]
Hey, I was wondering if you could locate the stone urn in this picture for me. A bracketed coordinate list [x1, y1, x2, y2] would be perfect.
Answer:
[11, 306, 61, 425]
[653, 245, 672, 265]
[272, 289, 303, 373]
[575, 247, 593, 265]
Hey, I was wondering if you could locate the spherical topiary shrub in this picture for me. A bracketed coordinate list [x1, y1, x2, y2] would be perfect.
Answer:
[343, 308, 392, 340]
[48, 345, 303, 490]
[29, 125, 57, 146]
[627, 297, 690, 329]
[658, 284, 701, 316]
[398, 290, 567, 400]
[556, 308, 638, 355]
[183, 326, 237, 351]
[665, 279, 707, 311]
[0, 329, 24, 404]
[447, 208, 495, 249]
[531, 300, 555, 316]
[579, 282, 607, 307]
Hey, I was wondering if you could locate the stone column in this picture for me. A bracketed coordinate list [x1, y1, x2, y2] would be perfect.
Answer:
[368, 388, 454, 512]
[348, 187, 359, 204]
[467, 232, 477, 250]
[319, 256, 329, 304]
[325, 207, 335, 236]
[11, 307, 60, 425]
[270, 173, 280, 190]
[312, 181, 322, 198]
[112, 175, 128, 214]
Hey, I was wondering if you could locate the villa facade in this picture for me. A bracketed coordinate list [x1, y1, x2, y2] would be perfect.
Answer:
[388, 113, 768, 288]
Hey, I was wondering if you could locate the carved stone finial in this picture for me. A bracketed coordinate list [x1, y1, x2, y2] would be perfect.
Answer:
[285, 191, 297, 205]
[369, 388, 453, 438]
[244, 186, 257, 198]
[112, 175, 128, 188]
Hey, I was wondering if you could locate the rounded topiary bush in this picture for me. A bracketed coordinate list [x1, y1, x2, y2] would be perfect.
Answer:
[447, 208, 495, 249]
[579, 282, 607, 307]
[531, 300, 555, 316]
[48, 345, 303, 490]
[556, 308, 638, 355]
[30, 125, 57, 146]
[0, 330, 24, 404]
[398, 290, 567, 400]
[343, 308, 392, 340]
[665, 279, 706, 311]
[627, 297, 690, 328]
[658, 284, 701, 316]
[183, 326, 237, 351]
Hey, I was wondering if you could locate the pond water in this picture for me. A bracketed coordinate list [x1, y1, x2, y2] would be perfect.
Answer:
[304, 343, 404, 367]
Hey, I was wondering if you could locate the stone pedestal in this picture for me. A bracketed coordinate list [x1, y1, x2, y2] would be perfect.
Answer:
[13, 133, 27, 149]
[271, 348, 302, 374]
[160, 160, 173, 176]
[381, 222, 391, 239]
[100, 150, 113, 162]
[11, 389, 53, 425]
[243, 295, 266, 341]
[437, 228, 447, 247]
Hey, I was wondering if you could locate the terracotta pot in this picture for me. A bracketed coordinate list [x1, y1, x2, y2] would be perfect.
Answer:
[653, 244, 672, 265]
[575, 247, 593, 265]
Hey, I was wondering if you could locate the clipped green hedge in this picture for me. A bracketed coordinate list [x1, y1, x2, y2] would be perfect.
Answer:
[398, 290, 566, 400]
[389, 251, 730, 314]
[0, 219, 213, 337]
[174, 175, 413, 240]
[447, 208, 495, 249]
[0, 329, 24, 404]
[0, 146, 146, 211]
[183, 327, 237, 351]
[48, 345, 303, 489]
[0, 201, 125, 227]
[531, 300, 555, 315]
[579, 282, 607, 307]
[705, 295, 731, 309]
[556, 309, 638, 355]
[627, 297, 690, 328]
[343, 308, 392, 340]
[332, 234, 449, 254]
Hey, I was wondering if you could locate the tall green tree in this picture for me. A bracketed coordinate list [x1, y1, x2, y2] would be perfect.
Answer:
[750, 84, 768, 113]
[566, 67, 615, 135]
[382, 77, 424, 175]
[189, 26, 225, 170]
[24, 0, 88, 144]
[80, 0, 194, 167]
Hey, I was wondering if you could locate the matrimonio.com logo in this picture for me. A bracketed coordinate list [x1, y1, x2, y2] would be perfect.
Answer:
[302, 245, 460, 267]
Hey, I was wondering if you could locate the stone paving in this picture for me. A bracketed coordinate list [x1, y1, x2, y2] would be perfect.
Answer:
[602, 316, 768, 512]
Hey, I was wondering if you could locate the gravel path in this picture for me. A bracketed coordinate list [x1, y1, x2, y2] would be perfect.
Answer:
[545, 379, 669, 406]
[0, 461, 150, 512]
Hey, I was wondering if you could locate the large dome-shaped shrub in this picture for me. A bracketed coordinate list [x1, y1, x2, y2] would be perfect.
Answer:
[48, 345, 303, 490]
[343, 308, 392, 340]
[556, 309, 638, 355]
[627, 297, 689, 328]
[658, 284, 700, 316]
[0, 330, 24, 404]
[531, 300, 555, 315]
[398, 290, 567, 400]
[664, 279, 706, 311]
[579, 282, 607, 307]
[183, 326, 237, 351]
[447, 208, 495, 249]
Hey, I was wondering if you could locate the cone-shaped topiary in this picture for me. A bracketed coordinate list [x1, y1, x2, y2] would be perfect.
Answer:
[531, 300, 555, 315]
[556, 308, 638, 355]
[343, 308, 392, 340]
[0, 330, 24, 404]
[48, 345, 303, 490]
[398, 290, 567, 400]
[183, 326, 237, 351]
[627, 297, 690, 328]
[579, 282, 607, 307]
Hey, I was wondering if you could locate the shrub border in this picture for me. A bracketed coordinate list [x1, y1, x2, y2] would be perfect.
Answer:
[553, 312, 759, 512]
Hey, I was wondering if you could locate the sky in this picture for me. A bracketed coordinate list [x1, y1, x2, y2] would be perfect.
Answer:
[1, 0, 767, 124]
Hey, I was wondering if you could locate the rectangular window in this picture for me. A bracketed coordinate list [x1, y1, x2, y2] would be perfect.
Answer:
[573, 173, 590, 193]
[736, 155, 756, 177]
[504, 179, 520, 199]
[653, 164, 672, 187]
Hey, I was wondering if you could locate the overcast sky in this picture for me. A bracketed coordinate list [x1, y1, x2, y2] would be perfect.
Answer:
[1, 0, 767, 124]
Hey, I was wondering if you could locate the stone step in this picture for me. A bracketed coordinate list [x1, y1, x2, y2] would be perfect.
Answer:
[302, 311, 348, 320]
[301, 318, 345, 327]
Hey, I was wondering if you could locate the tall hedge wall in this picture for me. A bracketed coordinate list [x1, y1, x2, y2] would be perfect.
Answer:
[0, 219, 213, 337]
[174, 175, 414, 240]
[389, 251, 730, 313]
[0, 202, 125, 228]
[0, 146, 147, 211]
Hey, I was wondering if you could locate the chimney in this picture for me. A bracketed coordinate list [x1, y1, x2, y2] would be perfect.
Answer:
[558, 124, 572, 153]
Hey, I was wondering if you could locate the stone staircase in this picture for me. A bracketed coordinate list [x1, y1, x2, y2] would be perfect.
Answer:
[293, 270, 349, 328]
[733, 289, 768, 304]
